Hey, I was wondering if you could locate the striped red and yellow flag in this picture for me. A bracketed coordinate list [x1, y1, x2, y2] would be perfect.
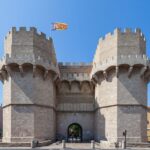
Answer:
[52, 22, 68, 30]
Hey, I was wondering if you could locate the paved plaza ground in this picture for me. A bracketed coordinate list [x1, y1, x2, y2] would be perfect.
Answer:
[0, 143, 150, 150]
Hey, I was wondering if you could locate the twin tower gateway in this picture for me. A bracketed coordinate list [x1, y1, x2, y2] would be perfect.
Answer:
[0, 27, 149, 146]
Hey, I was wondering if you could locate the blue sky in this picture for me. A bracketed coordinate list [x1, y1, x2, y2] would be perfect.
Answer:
[0, 0, 150, 104]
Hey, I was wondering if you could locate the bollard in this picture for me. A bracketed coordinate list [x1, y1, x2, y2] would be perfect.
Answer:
[31, 140, 38, 148]
[62, 140, 66, 148]
[121, 140, 126, 149]
[91, 140, 95, 149]
[31, 140, 35, 148]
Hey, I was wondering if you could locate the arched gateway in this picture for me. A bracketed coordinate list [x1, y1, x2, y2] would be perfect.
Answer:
[67, 123, 82, 142]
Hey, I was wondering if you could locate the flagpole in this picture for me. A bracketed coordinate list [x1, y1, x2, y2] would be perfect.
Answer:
[50, 29, 53, 39]
[50, 23, 53, 38]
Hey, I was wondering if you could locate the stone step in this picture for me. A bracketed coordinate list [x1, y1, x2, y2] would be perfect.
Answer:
[0, 139, 52, 147]
[0, 148, 150, 150]
[0, 142, 30, 147]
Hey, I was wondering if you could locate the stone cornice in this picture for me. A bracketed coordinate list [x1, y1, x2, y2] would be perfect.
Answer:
[95, 104, 148, 111]
[2, 103, 56, 111]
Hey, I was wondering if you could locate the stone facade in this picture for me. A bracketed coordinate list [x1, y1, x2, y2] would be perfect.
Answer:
[0, 27, 149, 146]
[147, 108, 150, 141]
[0, 105, 2, 138]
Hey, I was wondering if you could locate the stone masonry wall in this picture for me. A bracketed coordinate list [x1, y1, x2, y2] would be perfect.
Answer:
[56, 112, 94, 141]
[2, 66, 56, 142]
[2, 106, 11, 142]
[94, 107, 117, 142]
[94, 70, 117, 142]
[117, 106, 147, 142]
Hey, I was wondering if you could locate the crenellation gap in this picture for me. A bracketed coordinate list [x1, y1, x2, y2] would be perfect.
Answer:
[19, 27, 27, 31]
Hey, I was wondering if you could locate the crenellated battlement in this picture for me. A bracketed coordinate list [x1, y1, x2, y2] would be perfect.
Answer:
[5, 27, 52, 41]
[94, 28, 146, 63]
[98, 28, 146, 44]
[92, 28, 148, 82]
[94, 28, 146, 62]
[58, 62, 92, 66]
[58, 62, 92, 82]
[60, 72, 90, 81]
[4, 27, 58, 75]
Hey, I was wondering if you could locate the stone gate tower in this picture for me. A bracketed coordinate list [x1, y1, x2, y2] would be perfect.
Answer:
[0, 27, 149, 146]
[0, 27, 59, 142]
[91, 28, 148, 143]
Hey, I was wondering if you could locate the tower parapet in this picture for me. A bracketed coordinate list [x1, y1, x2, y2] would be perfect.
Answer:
[0, 27, 59, 82]
[4, 27, 57, 66]
[94, 28, 146, 64]
[92, 28, 148, 83]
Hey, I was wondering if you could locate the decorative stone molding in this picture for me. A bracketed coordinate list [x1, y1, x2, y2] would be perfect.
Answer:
[56, 103, 94, 112]
[91, 54, 149, 81]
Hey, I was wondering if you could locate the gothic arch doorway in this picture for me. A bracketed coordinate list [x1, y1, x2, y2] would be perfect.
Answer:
[67, 123, 82, 142]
